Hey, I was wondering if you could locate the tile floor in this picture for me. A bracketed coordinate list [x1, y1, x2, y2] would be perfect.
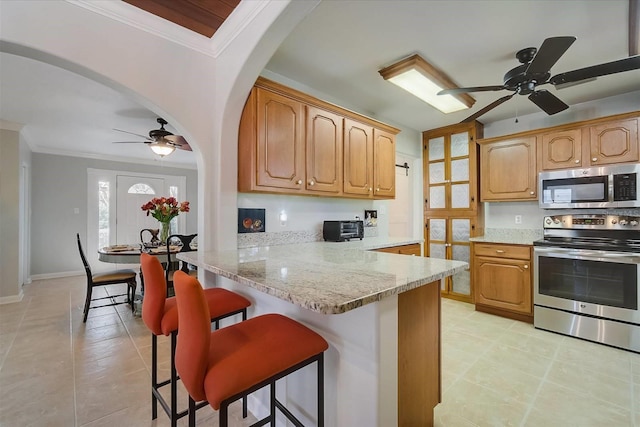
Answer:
[0, 276, 638, 426]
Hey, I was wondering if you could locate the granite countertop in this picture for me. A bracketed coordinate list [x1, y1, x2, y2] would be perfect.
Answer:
[469, 228, 543, 245]
[178, 238, 466, 315]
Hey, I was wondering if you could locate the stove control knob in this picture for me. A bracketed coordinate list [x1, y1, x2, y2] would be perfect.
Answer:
[545, 218, 552, 225]
[611, 219, 618, 224]
[630, 220, 639, 226]
[619, 219, 629, 226]
[553, 218, 560, 224]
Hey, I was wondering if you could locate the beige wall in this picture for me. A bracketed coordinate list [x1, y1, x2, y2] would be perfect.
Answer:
[0, 129, 21, 301]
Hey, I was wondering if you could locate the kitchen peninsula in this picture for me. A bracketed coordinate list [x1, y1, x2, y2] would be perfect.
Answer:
[178, 238, 468, 426]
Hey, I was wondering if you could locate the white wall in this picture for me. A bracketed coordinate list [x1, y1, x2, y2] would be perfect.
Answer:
[0, 129, 21, 301]
[482, 91, 640, 230]
[30, 153, 197, 277]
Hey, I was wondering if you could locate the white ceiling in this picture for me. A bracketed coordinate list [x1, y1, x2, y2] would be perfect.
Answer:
[1, 0, 639, 167]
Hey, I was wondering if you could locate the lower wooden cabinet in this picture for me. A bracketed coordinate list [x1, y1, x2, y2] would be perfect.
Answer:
[374, 243, 421, 256]
[471, 242, 533, 322]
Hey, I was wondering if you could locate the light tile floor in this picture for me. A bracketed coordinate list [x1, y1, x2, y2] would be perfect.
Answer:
[436, 298, 640, 427]
[1, 276, 638, 426]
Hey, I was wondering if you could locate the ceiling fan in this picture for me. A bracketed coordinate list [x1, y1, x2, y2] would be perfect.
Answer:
[113, 117, 191, 156]
[438, 36, 640, 123]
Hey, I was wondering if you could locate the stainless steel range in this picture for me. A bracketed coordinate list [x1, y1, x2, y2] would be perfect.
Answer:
[533, 214, 640, 353]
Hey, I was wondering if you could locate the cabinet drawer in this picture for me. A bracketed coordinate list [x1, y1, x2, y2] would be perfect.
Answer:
[473, 243, 530, 260]
[375, 244, 421, 256]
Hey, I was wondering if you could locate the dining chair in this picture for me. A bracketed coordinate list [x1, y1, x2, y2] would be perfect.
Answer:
[165, 233, 197, 296]
[76, 233, 137, 323]
[139, 253, 251, 427]
[173, 270, 329, 427]
[140, 228, 160, 247]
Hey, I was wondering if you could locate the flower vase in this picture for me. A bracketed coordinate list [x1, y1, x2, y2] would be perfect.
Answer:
[159, 221, 171, 244]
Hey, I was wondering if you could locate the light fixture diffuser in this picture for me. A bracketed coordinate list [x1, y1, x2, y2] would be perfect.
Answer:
[379, 54, 475, 113]
[149, 139, 176, 157]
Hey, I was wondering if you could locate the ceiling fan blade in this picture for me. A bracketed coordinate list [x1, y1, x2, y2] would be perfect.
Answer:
[165, 135, 192, 151]
[113, 128, 151, 140]
[528, 90, 569, 115]
[459, 93, 515, 123]
[526, 36, 576, 75]
[438, 85, 505, 95]
[112, 141, 149, 144]
[549, 55, 640, 85]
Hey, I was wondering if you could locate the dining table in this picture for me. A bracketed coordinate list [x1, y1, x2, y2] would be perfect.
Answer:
[98, 244, 183, 264]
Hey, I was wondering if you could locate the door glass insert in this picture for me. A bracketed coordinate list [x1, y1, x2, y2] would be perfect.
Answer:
[430, 186, 446, 209]
[429, 162, 445, 184]
[451, 158, 469, 182]
[428, 137, 445, 161]
[450, 132, 469, 157]
[429, 219, 446, 241]
[451, 184, 470, 209]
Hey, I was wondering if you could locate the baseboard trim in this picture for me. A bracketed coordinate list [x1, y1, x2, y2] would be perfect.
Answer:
[31, 270, 84, 281]
[0, 290, 24, 305]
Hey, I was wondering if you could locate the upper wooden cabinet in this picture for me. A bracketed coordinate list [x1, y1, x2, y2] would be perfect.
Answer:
[239, 78, 399, 199]
[480, 136, 537, 201]
[423, 122, 483, 214]
[539, 116, 639, 170]
[589, 118, 639, 165]
[373, 128, 396, 198]
[539, 128, 584, 170]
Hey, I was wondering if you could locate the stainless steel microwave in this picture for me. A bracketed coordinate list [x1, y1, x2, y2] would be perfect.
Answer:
[539, 164, 640, 209]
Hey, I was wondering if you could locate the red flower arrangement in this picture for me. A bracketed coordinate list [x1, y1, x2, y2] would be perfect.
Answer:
[141, 197, 190, 243]
[141, 196, 190, 223]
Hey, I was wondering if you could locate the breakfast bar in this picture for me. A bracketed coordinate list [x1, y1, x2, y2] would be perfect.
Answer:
[178, 239, 467, 426]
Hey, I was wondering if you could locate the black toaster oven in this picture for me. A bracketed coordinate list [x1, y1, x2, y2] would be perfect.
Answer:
[322, 220, 364, 242]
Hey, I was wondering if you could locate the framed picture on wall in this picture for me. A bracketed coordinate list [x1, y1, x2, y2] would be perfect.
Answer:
[238, 208, 265, 233]
[364, 210, 377, 227]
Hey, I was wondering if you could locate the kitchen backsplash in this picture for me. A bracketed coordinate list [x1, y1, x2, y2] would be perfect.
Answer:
[238, 225, 378, 248]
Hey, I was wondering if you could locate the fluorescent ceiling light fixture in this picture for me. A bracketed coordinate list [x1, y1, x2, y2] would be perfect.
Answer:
[379, 54, 475, 114]
[149, 139, 176, 157]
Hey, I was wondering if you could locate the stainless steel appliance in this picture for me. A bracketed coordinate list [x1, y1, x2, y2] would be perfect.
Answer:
[322, 220, 364, 242]
[538, 164, 639, 209]
[533, 214, 640, 352]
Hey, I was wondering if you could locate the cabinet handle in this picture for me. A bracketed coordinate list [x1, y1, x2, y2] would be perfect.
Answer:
[471, 196, 475, 202]
[524, 265, 529, 269]
[308, 180, 315, 186]
[376, 187, 380, 191]
[495, 250, 505, 253]
[530, 191, 535, 195]
[574, 159, 580, 163]
[592, 157, 598, 162]
[369, 187, 373, 192]
[296, 180, 303, 185]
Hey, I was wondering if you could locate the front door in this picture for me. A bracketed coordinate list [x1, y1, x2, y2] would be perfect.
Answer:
[116, 175, 165, 245]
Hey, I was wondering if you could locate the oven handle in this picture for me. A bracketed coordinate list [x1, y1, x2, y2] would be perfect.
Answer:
[534, 246, 640, 264]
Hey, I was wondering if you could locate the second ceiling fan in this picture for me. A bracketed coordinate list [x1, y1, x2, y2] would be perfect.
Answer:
[438, 36, 640, 123]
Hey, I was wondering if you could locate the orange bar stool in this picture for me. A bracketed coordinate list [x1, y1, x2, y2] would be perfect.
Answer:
[173, 271, 329, 427]
[140, 253, 251, 427]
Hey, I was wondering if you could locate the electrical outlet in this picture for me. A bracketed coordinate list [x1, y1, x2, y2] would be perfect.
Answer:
[515, 215, 522, 224]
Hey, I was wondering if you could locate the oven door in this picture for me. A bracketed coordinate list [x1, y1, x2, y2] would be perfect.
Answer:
[534, 246, 640, 324]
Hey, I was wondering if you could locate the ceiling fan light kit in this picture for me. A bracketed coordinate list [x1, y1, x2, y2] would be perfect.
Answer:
[379, 54, 475, 114]
[149, 139, 176, 157]
[437, 36, 640, 122]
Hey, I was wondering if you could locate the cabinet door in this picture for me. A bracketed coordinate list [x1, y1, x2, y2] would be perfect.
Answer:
[373, 129, 395, 198]
[343, 118, 373, 196]
[540, 129, 583, 170]
[256, 88, 305, 190]
[425, 217, 473, 300]
[306, 106, 343, 194]
[589, 118, 639, 165]
[480, 136, 537, 201]
[423, 123, 481, 214]
[449, 218, 472, 297]
[474, 256, 532, 314]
